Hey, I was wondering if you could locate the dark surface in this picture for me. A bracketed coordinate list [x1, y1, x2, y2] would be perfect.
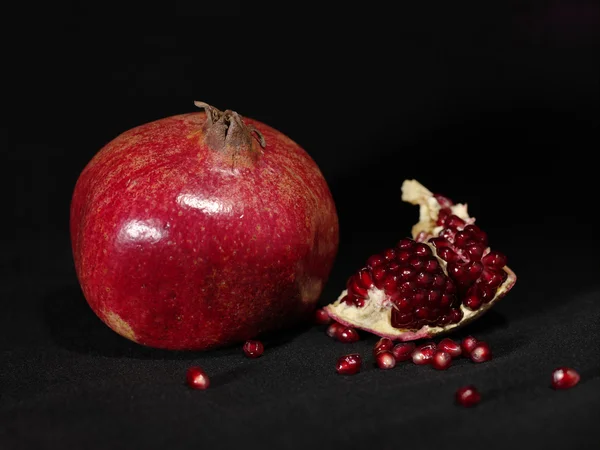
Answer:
[3, 5, 600, 449]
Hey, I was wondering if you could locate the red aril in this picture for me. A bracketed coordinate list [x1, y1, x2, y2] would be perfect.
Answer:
[314, 308, 332, 325]
[412, 342, 436, 365]
[392, 342, 416, 361]
[432, 351, 452, 370]
[373, 338, 394, 356]
[70, 102, 339, 350]
[437, 338, 462, 358]
[455, 385, 481, 407]
[470, 342, 492, 363]
[551, 367, 580, 390]
[243, 340, 264, 358]
[324, 180, 516, 341]
[186, 367, 210, 390]
[327, 322, 343, 339]
[461, 336, 478, 357]
[375, 351, 396, 370]
[337, 327, 360, 343]
[336, 354, 362, 375]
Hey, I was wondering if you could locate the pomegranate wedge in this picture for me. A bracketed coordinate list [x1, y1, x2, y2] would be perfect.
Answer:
[324, 180, 517, 341]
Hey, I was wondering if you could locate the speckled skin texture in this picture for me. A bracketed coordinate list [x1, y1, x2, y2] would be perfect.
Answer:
[70, 111, 339, 350]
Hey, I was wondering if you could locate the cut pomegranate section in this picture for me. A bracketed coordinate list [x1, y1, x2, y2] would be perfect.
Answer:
[324, 180, 517, 341]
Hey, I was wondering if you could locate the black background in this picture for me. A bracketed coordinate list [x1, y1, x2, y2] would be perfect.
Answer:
[2, 3, 600, 449]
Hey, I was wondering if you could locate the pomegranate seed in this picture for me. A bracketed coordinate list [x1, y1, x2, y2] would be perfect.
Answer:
[367, 254, 384, 269]
[186, 367, 210, 390]
[376, 351, 396, 370]
[336, 354, 362, 375]
[438, 247, 459, 263]
[461, 336, 478, 356]
[314, 308, 331, 325]
[383, 275, 399, 293]
[397, 238, 415, 249]
[357, 269, 374, 288]
[448, 308, 463, 323]
[482, 269, 504, 288]
[326, 322, 342, 338]
[338, 327, 360, 343]
[412, 342, 436, 365]
[243, 340, 264, 358]
[466, 244, 485, 260]
[425, 259, 440, 272]
[396, 249, 412, 263]
[372, 266, 387, 283]
[437, 338, 462, 358]
[348, 277, 368, 298]
[482, 251, 507, 269]
[551, 367, 580, 390]
[432, 351, 452, 370]
[455, 385, 481, 407]
[384, 248, 396, 261]
[464, 292, 483, 310]
[446, 215, 466, 230]
[434, 194, 454, 208]
[470, 342, 492, 363]
[373, 337, 394, 356]
[414, 243, 432, 257]
[454, 230, 470, 247]
[392, 342, 416, 361]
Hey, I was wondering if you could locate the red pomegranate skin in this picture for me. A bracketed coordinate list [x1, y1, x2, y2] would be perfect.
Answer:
[70, 109, 339, 350]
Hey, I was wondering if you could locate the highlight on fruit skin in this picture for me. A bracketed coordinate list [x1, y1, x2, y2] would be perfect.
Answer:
[324, 179, 517, 341]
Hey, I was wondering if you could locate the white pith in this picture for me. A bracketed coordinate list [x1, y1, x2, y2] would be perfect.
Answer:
[324, 179, 517, 340]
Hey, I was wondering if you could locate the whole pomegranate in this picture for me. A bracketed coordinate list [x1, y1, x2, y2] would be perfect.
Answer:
[70, 101, 339, 350]
[324, 180, 516, 341]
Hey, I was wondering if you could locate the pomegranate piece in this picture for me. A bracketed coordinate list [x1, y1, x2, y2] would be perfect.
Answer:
[243, 340, 264, 358]
[373, 338, 394, 356]
[392, 342, 416, 361]
[324, 180, 517, 342]
[551, 367, 581, 390]
[455, 385, 481, 407]
[470, 342, 492, 363]
[337, 327, 360, 343]
[376, 351, 397, 370]
[314, 308, 331, 325]
[437, 338, 462, 358]
[186, 367, 210, 390]
[412, 342, 436, 365]
[336, 354, 362, 375]
[432, 351, 453, 370]
[461, 336, 478, 357]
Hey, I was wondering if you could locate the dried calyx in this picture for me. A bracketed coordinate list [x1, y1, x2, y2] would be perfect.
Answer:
[325, 180, 517, 341]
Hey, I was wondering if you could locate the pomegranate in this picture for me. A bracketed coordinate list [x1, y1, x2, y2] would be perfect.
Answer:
[243, 340, 264, 358]
[375, 351, 396, 370]
[70, 101, 339, 350]
[336, 354, 362, 375]
[373, 337, 394, 356]
[438, 338, 462, 359]
[314, 308, 332, 325]
[326, 322, 343, 338]
[461, 336, 478, 357]
[470, 342, 492, 363]
[412, 342, 436, 365]
[551, 367, 580, 390]
[455, 385, 481, 407]
[186, 366, 210, 390]
[324, 180, 517, 341]
[337, 327, 360, 343]
[392, 342, 415, 361]
[432, 351, 452, 370]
